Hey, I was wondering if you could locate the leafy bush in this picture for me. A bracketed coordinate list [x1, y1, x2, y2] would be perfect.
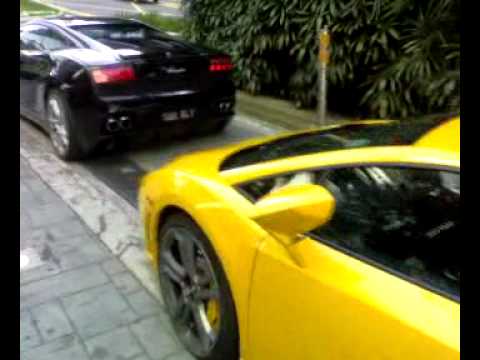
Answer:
[182, 0, 460, 118]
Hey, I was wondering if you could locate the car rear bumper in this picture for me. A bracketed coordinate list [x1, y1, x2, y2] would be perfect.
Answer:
[69, 91, 236, 150]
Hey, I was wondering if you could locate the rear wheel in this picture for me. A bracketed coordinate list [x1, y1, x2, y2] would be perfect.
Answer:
[158, 214, 239, 360]
[46, 90, 86, 161]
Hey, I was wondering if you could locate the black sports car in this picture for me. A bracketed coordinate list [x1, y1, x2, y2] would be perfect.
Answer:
[20, 16, 235, 160]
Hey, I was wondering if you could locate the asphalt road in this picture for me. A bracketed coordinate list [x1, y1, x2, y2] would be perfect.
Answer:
[41, 0, 183, 17]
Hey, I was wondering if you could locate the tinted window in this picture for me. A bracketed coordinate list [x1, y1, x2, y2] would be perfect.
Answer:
[21, 26, 75, 52]
[221, 116, 454, 171]
[42, 28, 76, 51]
[240, 166, 460, 299]
[315, 167, 460, 299]
[21, 26, 47, 51]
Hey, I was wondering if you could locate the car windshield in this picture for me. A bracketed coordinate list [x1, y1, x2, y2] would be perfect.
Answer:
[220, 115, 455, 171]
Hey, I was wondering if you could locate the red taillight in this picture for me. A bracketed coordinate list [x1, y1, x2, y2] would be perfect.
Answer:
[91, 65, 136, 84]
[209, 57, 234, 72]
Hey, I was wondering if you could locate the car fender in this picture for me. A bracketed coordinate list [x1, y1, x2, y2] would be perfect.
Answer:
[143, 169, 265, 359]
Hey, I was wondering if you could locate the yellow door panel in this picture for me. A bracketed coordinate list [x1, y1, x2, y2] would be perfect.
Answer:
[248, 238, 459, 360]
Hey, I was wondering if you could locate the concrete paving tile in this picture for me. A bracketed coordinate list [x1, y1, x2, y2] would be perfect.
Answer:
[31, 300, 74, 342]
[20, 264, 110, 309]
[55, 241, 112, 271]
[25, 178, 51, 193]
[130, 315, 181, 360]
[47, 219, 90, 239]
[62, 283, 138, 339]
[20, 310, 42, 351]
[85, 327, 144, 360]
[102, 258, 127, 276]
[20, 262, 62, 286]
[28, 202, 78, 228]
[163, 351, 195, 360]
[33, 187, 64, 205]
[112, 271, 143, 295]
[21, 334, 90, 360]
[126, 289, 162, 318]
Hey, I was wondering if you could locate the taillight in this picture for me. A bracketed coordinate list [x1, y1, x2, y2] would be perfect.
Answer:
[91, 65, 136, 84]
[209, 57, 234, 72]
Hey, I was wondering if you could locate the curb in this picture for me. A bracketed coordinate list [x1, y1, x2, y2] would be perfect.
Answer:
[236, 91, 346, 131]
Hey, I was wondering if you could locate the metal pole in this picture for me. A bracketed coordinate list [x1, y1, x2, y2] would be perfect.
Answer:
[317, 27, 330, 126]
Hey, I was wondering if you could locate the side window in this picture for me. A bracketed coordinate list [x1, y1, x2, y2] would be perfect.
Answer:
[20, 26, 75, 52]
[238, 166, 460, 298]
[41, 28, 76, 51]
[314, 166, 460, 298]
[21, 26, 46, 51]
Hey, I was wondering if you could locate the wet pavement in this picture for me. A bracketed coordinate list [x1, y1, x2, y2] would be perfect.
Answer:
[20, 157, 194, 360]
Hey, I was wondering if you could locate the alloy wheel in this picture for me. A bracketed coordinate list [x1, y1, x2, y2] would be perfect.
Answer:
[159, 227, 221, 357]
[47, 97, 69, 155]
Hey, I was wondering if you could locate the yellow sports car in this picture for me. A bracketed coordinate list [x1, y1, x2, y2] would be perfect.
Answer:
[139, 115, 460, 360]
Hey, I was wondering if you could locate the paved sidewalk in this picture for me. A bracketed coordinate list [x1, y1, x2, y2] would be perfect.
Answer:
[20, 156, 193, 360]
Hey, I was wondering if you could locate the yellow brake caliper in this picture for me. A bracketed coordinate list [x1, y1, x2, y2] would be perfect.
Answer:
[206, 298, 220, 330]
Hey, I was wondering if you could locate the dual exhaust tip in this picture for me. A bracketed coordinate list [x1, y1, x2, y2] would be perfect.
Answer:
[106, 115, 132, 133]
[217, 101, 233, 113]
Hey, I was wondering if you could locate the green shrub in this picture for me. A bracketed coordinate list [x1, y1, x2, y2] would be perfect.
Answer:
[182, 0, 460, 118]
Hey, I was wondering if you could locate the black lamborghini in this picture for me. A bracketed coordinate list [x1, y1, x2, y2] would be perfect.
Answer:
[20, 16, 236, 160]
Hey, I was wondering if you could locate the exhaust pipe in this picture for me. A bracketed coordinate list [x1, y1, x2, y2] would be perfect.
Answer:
[119, 116, 132, 130]
[217, 100, 233, 113]
[106, 117, 120, 133]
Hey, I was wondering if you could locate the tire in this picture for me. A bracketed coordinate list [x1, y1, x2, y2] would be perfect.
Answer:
[158, 214, 240, 360]
[46, 90, 87, 161]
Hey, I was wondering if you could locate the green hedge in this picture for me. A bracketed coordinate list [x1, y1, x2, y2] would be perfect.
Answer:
[182, 0, 459, 118]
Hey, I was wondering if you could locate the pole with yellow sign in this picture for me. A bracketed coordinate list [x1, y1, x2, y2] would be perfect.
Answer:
[317, 28, 330, 125]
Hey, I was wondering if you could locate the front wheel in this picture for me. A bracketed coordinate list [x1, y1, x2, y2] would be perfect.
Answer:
[158, 214, 239, 360]
[46, 90, 87, 161]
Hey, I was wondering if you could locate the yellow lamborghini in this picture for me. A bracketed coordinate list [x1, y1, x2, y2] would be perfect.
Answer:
[139, 115, 460, 360]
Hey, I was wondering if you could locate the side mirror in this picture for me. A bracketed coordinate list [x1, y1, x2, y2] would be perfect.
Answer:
[252, 183, 335, 245]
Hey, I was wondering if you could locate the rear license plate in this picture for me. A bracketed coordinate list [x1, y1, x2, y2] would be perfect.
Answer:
[162, 108, 196, 122]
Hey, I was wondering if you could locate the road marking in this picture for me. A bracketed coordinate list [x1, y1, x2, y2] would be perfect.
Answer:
[32, 0, 93, 16]
[131, 2, 146, 14]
